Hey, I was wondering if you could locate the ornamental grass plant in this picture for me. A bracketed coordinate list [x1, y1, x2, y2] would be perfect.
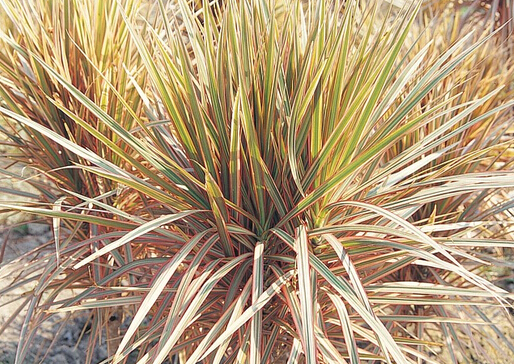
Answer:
[1, 0, 514, 363]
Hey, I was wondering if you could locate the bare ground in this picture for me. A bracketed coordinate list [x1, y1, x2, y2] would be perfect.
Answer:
[0, 224, 110, 364]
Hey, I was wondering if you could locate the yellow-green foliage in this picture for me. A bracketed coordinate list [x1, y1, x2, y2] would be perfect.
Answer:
[0, 1, 513, 363]
[0, 0, 147, 203]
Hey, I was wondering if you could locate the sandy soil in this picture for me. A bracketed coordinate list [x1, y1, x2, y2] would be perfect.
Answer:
[0, 224, 111, 364]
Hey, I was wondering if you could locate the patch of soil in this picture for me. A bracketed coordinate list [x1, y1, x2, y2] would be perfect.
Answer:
[0, 314, 109, 364]
[0, 224, 111, 364]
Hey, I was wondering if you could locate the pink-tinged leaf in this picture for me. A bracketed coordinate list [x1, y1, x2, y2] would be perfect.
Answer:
[296, 225, 318, 363]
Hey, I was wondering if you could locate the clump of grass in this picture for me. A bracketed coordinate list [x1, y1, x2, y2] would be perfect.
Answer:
[0, 0, 147, 202]
[1, 0, 514, 363]
[0, 0, 149, 359]
[411, 0, 514, 235]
